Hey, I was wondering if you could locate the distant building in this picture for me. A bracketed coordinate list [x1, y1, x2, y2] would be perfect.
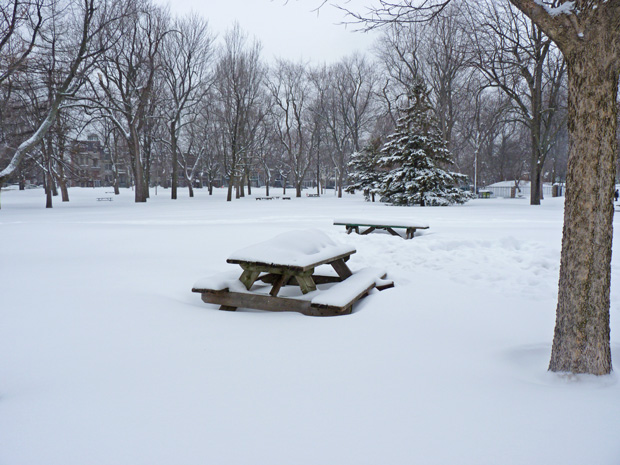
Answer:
[483, 180, 563, 198]
[69, 134, 115, 187]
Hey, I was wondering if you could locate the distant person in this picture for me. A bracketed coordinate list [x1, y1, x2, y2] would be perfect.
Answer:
[615, 189, 619, 202]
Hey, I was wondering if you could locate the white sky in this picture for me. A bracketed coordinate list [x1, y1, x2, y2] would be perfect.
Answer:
[154, 0, 378, 63]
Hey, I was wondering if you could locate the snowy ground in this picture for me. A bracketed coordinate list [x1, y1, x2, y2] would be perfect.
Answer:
[1, 186, 619, 465]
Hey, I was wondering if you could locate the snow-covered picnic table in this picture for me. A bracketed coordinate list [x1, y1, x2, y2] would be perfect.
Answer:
[192, 229, 393, 316]
[333, 218, 430, 239]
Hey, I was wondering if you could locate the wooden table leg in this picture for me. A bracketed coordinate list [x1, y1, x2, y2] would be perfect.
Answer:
[239, 269, 261, 290]
[295, 275, 317, 293]
[386, 227, 403, 238]
[361, 226, 376, 235]
[331, 258, 353, 279]
[269, 274, 289, 296]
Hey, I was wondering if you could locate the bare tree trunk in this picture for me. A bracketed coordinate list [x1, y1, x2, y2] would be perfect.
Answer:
[171, 121, 178, 200]
[246, 169, 252, 196]
[55, 161, 69, 202]
[316, 167, 320, 196]
[549, 52, 618, 375]
[226, 176, 234, 201]
[132, 131, 146, 203]
[45, 169, 53, 209]
[51, 178, 58, 196]
[530, 127, 543, 205]
[59, 178, 69, 202]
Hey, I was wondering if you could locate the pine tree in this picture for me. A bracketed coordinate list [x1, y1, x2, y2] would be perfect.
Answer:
[379, 81, 471, 206]
[346, 138, 383, 202]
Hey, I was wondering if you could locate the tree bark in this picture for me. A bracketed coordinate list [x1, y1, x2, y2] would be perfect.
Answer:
[59, 178, 69, 202]
[131, 129, 147, 203]
[530, 112, 543, 206]
[549, 49, 618, 375]
[171, 121, 178, 200]
[45, 170, 53, 209]
[226, 176, 234, 201]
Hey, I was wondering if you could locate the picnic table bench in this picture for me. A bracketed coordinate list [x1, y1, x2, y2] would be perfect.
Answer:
[97, 197, 113, 201]
[192, 230, 393, 316]
[334, 218, 429, 239]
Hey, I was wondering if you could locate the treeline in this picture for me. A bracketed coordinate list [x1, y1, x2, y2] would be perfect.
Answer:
[0, 0, 570, 207]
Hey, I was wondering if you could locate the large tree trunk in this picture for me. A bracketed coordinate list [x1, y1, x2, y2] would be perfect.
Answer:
[549, 51, 618, 375]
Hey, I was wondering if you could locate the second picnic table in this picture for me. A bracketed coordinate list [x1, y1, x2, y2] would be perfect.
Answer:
[192, 230, 393, 316]
[334, 218, 429, 239]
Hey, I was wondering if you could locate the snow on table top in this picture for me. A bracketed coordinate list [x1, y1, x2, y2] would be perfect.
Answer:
[227, 229, 356, 269]
[333, 218, 430, 228]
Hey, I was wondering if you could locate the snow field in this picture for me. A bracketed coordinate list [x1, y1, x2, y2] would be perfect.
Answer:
[0, 186, 619, 465]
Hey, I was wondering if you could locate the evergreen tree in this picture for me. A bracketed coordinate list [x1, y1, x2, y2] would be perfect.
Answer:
[346, 138, 383, 202]
[379, 81, 471, 206]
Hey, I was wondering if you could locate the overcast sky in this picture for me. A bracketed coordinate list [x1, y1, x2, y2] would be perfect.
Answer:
[154, 0, 378, 63]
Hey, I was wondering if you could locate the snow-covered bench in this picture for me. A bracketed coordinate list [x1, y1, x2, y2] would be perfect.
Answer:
[333, 218, 429, 239]
[192, 230, 393, 316]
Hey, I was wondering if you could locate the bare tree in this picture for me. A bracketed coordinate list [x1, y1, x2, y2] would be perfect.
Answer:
[267, 59, 315, 197]
[0, 0, 44, 86]
[311, 55, 378, 197]
[161, 14, 214, 200]
[465, 0, 566, 205]
[91, 0, 168, 203]
[336, 0, 620, 375]
[509, 0, 620, 375]
[0, 0, 126, 204]
[212, 24, 265, 202]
